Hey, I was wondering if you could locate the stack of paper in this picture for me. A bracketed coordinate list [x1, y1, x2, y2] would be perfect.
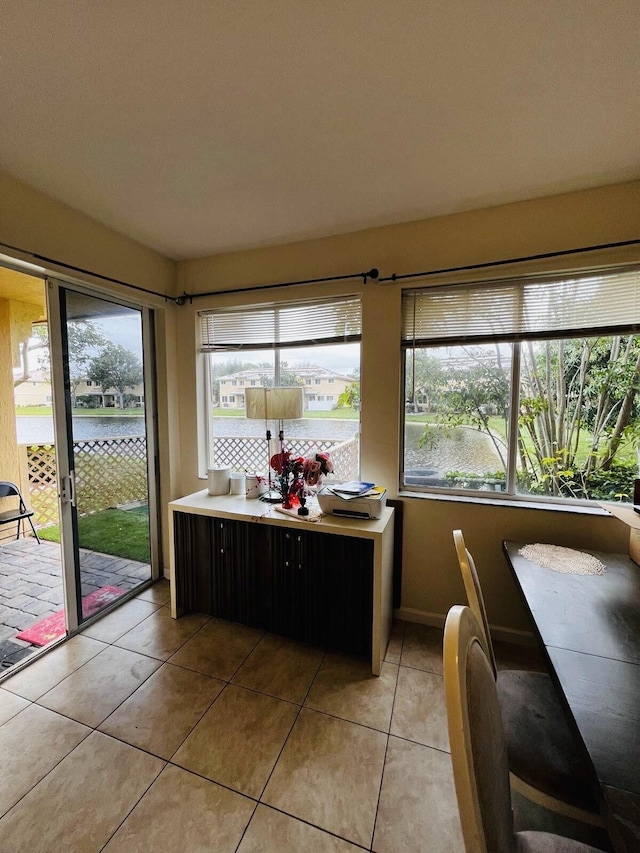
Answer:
[328, 482, 384, 501]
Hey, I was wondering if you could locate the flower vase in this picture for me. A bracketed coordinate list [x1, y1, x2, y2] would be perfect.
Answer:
[281, 483, 301, 509]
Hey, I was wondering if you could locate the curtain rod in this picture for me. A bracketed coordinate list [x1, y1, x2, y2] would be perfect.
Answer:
[0, 240, 178, 303]
[175, 268, 380, 304]
[379, 239, 640, 283]
[0, 239, 379, 305]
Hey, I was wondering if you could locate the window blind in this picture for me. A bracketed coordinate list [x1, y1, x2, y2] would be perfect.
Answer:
[401, 265, 640, 346]
[200, 295, 362, 351]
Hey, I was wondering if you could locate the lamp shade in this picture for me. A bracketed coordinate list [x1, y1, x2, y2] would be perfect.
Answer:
[245, 386, 304, 420]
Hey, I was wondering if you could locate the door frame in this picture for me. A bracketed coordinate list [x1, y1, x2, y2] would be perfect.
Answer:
[46, 277, 161, 634]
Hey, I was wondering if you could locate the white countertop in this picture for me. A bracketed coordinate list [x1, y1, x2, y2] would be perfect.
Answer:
[169, 489, 394, 540]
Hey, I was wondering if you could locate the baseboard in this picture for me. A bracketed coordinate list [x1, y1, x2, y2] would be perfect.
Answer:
[394, 606, 536, 646]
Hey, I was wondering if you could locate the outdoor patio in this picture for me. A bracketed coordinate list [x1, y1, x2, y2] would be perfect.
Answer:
[0, 537, 150, 669]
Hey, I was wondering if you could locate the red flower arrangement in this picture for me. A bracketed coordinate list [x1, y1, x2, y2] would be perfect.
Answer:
[269, 449, 333, 508]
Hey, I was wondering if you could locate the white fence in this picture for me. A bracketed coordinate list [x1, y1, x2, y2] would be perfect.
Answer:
[14, 435, 359, 532]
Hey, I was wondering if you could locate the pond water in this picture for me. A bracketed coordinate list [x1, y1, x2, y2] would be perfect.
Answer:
[16, 415, 360, 445]
[404, 422, 504, 476]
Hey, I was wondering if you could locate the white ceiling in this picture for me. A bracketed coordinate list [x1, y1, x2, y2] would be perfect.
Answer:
[1, 1, 638, 260]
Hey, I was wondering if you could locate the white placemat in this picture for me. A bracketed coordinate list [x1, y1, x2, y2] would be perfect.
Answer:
[519, 543, 605, 575]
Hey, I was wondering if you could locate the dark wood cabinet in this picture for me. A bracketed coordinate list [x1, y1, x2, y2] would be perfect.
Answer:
[174, 512, 374, 658]
[169, 492, 394, 674]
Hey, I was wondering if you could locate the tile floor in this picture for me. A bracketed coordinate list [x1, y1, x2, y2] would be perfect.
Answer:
[0, 582, 467, 852]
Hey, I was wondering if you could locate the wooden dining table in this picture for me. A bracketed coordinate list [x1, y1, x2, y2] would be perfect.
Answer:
[503, 541, 640, 853]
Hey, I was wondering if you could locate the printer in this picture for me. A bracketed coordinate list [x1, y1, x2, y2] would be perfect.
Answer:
[317, 485, 387, 519]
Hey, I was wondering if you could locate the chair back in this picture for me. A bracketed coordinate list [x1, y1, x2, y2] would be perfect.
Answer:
[444, 604, 515, 853]
[453, 529, 497, 676]
[0, 481, 20, 500]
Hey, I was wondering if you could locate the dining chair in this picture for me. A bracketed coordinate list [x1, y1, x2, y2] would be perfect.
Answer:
[443, 603, 605, 853]
[0, 481, 40, 543]
[452, 529, 602, 827]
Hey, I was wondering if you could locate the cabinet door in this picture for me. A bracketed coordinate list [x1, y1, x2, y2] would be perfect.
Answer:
[268, 527, 306, 639]
[173, 513, 269, 623]
[210, 518, 270, 627]
[317, 533, 374, 658]
[269, 526, 374, 657]
[173, 512, 214, 614]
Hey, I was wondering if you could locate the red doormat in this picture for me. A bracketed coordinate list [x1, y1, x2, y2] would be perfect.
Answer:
[16, 586, 126, 646]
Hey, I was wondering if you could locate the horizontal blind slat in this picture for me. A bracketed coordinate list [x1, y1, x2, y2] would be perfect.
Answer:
[401, 266, 640, 343]
[200, 295, 361, 351]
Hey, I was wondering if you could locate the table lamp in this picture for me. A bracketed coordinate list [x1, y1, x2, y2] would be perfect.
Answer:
[245, 386, 304, 502]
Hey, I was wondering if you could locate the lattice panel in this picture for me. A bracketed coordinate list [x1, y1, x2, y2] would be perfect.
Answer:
[74, 437, 148, 515]
[212, 437, 265, 470]
[24, 437, 149, 528]
[26, 444, 59, 528]
[211, 436, 359, 481]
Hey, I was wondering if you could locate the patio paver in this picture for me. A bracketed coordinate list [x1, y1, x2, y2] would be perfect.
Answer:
[0, 538, 151, 668]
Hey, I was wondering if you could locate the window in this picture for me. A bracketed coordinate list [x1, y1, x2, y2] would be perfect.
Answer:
[86, 380, 93, 386]
[402, 265, 640, 504]
[199, 295, 362, 479]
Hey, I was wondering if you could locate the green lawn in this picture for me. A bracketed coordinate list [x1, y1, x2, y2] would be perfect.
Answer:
[39, 508, 150, 563]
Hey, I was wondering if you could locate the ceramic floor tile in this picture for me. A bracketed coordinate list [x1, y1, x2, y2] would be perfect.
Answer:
[100, 662, 224, 758]
[169, 617, 264, 680]
[0, 687, 29, 727]
[1, 635, 107, 701]
[102, 764, 254, 852]
[173, 683, 298, 798]
[263, 707, 387, 848]
[390, 666, 449, 752]
[0, 731, 164, 852]
[238, 804, 363, 852]
[401, 622, 444, 674]
[372, 736, 463, 853]
[134, 578, 171, 605]
[0, 704, 90, 818]
[232, 634, 323, 703]
[114, 606, 209, 660]
[305, 656, 398, 731]
[385, 619, 406, 664]
[81, 597, 162, 643]
[38, 644, 161, 727]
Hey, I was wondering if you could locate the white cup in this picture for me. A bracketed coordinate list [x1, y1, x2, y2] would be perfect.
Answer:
[207, 466, 231, 495]
[229, 472, 246, 495]
[245, 474, 267, 499]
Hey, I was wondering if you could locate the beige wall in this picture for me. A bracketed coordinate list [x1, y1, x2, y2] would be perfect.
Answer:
[176, 181, 640, 634]
[0, 300, 20, 485]
[0, 170, 179, 567]
[0, 171, 175, 298]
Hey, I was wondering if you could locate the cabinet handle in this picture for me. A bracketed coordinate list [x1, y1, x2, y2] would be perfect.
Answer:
[220, 548, 224, 554]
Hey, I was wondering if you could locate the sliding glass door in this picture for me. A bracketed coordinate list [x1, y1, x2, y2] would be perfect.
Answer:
[47, 281, 159, 630]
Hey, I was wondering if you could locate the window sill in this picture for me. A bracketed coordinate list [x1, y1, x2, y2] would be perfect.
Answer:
[397, 489, 615, 517]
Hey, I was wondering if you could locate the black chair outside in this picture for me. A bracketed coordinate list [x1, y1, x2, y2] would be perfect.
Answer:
[0, 481, 41, 544]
